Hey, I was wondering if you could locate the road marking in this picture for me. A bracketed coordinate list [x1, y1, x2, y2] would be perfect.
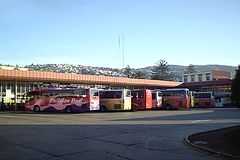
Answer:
[191, 120, 211, 123]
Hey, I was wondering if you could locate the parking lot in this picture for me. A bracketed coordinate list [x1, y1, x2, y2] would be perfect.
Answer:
[0, 108, 240, 160]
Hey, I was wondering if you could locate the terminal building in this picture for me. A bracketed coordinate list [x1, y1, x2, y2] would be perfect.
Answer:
[0, 69, 181, 110]
[0, 68, 234, 110]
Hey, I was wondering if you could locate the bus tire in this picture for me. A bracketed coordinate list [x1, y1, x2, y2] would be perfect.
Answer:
[100, 105, 107, 112]
[65, 106, 72, 113]
[166, 104, 172, 110]
[34, 105, 40, 112]
[195, 103, 199, 108]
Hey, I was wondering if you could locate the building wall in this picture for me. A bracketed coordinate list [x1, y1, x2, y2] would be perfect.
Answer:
[212, 70, 231, 80]
[183, 72, 212, 82]
[182, 70, 230, 83]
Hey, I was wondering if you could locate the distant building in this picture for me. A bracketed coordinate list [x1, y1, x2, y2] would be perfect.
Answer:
[182, 70, 231, 83]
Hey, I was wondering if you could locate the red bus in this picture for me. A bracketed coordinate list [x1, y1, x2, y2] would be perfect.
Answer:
[131, 89, 152, 110]
[152, 90, 162, 109]
[161, 88, 190, 109]
[194, 92, 215, 107]
[25, 88, 99, 112]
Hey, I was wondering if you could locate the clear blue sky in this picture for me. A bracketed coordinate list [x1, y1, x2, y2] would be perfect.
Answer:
[0, 0, 239, 68]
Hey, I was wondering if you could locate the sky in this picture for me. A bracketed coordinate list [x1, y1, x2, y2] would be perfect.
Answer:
[0, 0, 240, 68]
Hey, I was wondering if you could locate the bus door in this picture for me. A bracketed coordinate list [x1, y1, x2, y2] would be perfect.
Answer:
[123, 89, 131, 110]
[153, 91, 162, 109]
[89, 88, 100, 111]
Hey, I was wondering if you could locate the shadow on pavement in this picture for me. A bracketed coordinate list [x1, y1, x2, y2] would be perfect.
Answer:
[185, 125, 240, 159]
[111, 108, 240, 122]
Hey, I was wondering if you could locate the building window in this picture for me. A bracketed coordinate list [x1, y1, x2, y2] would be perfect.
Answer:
[206, 73, 210, 81]
[183, 76, 188, 82]
[191, 75, 195, 82]
[198, 74, 202, 82]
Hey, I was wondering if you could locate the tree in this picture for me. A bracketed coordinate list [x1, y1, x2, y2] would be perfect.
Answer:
[123, 65, 133, 78]
[184, 64, 196, 74]
[133, 70, 146, 79]
[28, 67, 36, 71]
[13, 65, 19, 70]
[231, 65, 240, 107]
[151, 59, 173, 80]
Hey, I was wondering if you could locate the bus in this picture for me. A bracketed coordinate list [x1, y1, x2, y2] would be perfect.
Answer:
[194, 92, 215, 107]
[161, 88, 190, 109]
[152, 90, 162, 109]
[99, 89, 131, 111]
[25, 88, 99, 112]
[131, 89, 152, 110]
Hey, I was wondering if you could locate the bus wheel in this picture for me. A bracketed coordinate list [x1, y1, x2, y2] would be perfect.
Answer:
[65, 106, 72, 113]
[195, 103, 199, 108]
[100, 106, 107, 112]
[34, 106, 40, 112]
[166, 104, 172, 110]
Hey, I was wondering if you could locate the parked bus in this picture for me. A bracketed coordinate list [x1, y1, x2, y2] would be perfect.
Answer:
[213, 92, 231, 107]
[25, 88, 99, 112]
[131, 89, 152, 110]
[152, 90, 162, 109]
[194, 92, 215, 107]
[161, 88, 190, 109]
[99, 89, 131, 111]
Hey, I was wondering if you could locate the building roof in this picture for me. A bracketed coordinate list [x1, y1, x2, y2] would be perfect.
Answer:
[0, 69, 182, 88]
[179, 79, 232, 87]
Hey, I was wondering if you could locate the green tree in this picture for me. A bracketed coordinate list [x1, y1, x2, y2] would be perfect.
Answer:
[151, 59, 173, 80]
[28, 67, 36, 71]
[123, 65, 133, 78]
[13, 65, 19, 70]
[184, 64, 196, 74]
[133, 70, 146, 79]
[44, 68, 54, 72]
[231, 65, 240, 107]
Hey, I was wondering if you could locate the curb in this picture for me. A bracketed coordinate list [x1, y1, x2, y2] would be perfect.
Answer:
[184, 133, 240, 160]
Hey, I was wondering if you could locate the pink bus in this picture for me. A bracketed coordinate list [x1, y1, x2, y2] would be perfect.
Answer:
[25, 88, 99, 112]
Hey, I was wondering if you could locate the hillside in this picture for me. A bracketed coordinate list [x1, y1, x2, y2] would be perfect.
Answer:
[1, 63, 237, 82]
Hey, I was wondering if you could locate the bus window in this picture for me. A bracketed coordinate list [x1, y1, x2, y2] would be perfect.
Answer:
[152, 93, 156, 100]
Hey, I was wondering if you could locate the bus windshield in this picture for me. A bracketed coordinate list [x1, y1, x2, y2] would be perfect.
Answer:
[194, 93, 212, 98]
[162, 90, 187, 96]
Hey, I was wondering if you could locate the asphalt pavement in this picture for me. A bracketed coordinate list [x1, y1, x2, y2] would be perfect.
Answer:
[0, 108, 239, 160]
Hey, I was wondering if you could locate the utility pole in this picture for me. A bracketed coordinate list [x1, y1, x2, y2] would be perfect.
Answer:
[122, 33, 125, 68]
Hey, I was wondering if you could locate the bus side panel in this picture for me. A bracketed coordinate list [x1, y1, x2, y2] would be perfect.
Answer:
[194, 98, 214, 107]
[100, 99, 123, 111]
[44, 96, 90, 112]
[163, 96, 188, 109]
[131, 97, 144, 110]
